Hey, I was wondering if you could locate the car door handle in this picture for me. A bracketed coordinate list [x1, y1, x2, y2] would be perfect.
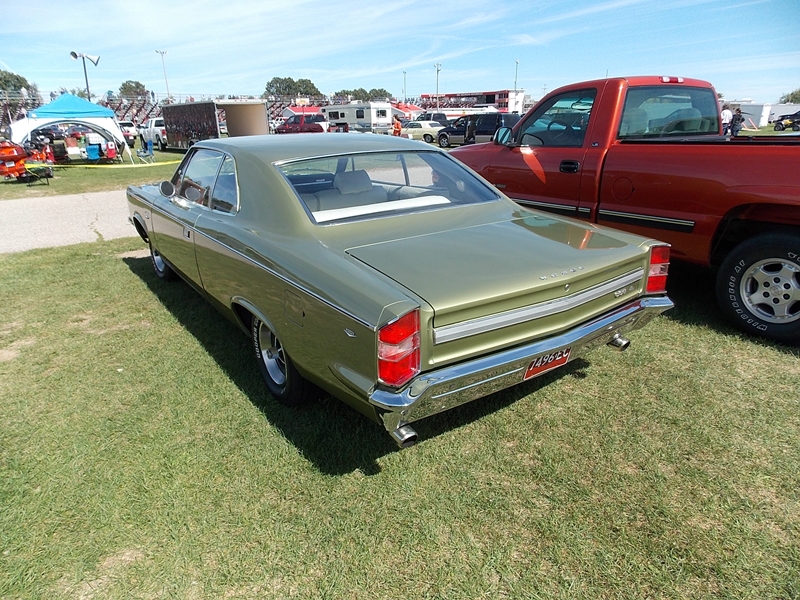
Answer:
[560, 160, 580, 174]
[183, 227, 191, 240]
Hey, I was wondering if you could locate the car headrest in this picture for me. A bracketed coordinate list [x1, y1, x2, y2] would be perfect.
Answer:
[334, 170, 372, 195]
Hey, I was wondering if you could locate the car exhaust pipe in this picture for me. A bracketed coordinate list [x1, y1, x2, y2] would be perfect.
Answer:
[607, 334, 630, 352]
[390, 425, 418, 449]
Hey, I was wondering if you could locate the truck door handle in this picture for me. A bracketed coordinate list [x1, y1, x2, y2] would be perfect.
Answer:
[560, 160, 580, 173]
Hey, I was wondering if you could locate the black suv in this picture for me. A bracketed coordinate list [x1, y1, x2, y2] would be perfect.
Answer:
[437, 113, 521, 147]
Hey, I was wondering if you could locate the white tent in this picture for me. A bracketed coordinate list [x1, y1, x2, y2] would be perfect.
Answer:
[10, 93, 132, 161]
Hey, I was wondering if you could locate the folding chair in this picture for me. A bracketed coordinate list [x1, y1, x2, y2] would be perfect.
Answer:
[85, 144, 101, 162]
[136, 139, 154, 164]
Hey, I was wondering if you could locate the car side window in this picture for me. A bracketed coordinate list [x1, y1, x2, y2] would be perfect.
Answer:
[517, 89, 596, 147]
[210, 155, 238, 214]
[173, 148, 224, 206]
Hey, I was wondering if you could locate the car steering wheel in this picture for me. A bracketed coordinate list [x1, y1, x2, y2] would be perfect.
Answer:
[546, 118, 575, 141]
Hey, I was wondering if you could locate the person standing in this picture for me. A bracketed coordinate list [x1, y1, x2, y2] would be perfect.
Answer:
[392, 115, 402, 136]
[730, 108, 745, 137]
[721, 104, 733, 135]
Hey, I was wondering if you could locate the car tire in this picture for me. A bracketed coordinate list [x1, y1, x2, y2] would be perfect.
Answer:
[716, 233, 800, 344]
[423, 134, 434, 143]
[252, 317, 317, 407]
[438, 134, 450, 148]
[774, 122, 785, 131]
[149, 240, 177, 281]
[793, 124, 800, 132]
[157, 136, 167, 152]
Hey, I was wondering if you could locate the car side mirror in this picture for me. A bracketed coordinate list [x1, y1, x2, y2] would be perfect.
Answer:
[159, 180, 176, 197]
[494, 127, 514, 146]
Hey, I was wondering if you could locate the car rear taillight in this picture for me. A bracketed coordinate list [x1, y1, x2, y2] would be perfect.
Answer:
[646, 245, 670, 294]
[378, 309, 420, 388]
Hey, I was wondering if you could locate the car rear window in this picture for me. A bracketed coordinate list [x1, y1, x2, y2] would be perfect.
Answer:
[277, 150, 500, 224]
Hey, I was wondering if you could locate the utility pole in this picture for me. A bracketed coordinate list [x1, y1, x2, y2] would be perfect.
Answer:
[156, 50, 170, 102]
[434, 63, 441, 112]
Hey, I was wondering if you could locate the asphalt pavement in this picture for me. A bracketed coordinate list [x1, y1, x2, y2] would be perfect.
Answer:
[0, 189, 133, 254]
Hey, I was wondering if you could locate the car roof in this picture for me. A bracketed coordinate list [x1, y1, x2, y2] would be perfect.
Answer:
[195, 133, 432, 163]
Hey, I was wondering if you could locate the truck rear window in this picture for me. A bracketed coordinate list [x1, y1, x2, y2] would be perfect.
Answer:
[618, 86, 720, 138]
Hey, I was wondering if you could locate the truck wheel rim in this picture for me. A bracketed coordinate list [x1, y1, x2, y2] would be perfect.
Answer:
[258, 324, 287, 386]
[740, 257, 800, 324]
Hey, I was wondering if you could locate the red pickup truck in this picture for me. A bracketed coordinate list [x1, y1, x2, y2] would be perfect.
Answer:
[451, 76, 800, 343]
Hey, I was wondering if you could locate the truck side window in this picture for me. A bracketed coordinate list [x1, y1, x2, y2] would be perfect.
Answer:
[517, 89, 596, 147]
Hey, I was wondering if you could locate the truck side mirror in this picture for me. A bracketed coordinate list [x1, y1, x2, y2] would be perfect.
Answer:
[494, 127, 514, 146]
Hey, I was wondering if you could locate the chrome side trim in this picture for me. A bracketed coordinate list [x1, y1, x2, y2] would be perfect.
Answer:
[598, 209, 695, 233]
[433, 269, 643, 344]
[513, 198, 576, 214]
[370, 295, 674, 433]
[144, 202, 375, 330]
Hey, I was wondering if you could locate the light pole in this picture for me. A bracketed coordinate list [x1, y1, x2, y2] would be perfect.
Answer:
[156, 50, 170, 102]
[70, 51, 99, 100]
[514, 59, 519, 113]
[434, 63, 441, 112]
[403, 70, 406, 104]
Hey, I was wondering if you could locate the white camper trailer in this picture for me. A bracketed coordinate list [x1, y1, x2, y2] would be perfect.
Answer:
[320, 101, 392, 134]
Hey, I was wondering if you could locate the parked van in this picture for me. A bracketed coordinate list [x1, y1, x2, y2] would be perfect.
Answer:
[437, 113, 521, 147]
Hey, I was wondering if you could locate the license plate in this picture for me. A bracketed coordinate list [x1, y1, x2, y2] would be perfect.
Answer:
[524, 347, 571, 380]
[4, 161, 14, 168]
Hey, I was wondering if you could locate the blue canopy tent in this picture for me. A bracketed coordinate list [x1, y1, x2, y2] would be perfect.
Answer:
[10, 94, 132, 162]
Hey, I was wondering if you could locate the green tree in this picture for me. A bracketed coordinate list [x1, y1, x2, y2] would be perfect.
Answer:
[779, 87, 800, 104]
[263, 77, 321, 97]
[0, 69, 41, 102]
[334, 88, 391, 101]
[119, 80, 148, 99]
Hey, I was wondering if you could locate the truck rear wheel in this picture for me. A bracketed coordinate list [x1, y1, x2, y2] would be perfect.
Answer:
[157, 136, 167, 152]
[716, 233, 800, 344]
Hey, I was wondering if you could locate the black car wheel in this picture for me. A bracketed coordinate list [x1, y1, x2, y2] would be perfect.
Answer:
[716, 233, 800, 343]
[252, 317, 317, 406]
[149, 240, 176, 281]
[423, 134, 434, 143]
[438, 134, 450, 148]
[157, 136, 167, 151]
[793, 124, 800, 131]
[774, 122, 785, 131]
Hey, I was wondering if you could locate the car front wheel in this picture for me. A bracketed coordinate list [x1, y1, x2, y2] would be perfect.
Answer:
[252, 317, 317, 406]
[438, 134, 450, 148]
[774, 122, 785, 131]
[716, 233, 800, 343]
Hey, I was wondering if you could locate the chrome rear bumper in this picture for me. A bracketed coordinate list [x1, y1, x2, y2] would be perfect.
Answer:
[370, 296, 673, 437]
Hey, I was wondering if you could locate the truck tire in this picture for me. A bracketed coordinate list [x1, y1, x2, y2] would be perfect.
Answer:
[157, 136, 167, 152]
[438, 134, 450, 148]
[774, 122, 785, 131]
[716, 233, 800, 344]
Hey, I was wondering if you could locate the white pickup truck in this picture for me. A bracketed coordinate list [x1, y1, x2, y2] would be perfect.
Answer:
[139, 117, 167, 151]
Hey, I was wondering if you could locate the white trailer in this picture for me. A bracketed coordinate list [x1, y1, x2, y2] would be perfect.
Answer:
[320, 101, 392, 134]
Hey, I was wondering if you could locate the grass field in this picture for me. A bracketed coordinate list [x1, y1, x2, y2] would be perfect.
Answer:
[1, 236, 798, 599]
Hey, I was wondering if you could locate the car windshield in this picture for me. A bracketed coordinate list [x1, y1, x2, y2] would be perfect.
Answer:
[277, 150, 500, 224]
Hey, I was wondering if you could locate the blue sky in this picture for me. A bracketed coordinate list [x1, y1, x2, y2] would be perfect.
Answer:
[2, 0, 798, 104]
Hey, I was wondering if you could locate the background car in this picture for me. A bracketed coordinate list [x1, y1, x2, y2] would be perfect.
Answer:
[31, 124, 65, 141]
[117, 120, 137, 147]
[415, 112, 450, 126]
[437, 113, 521, 147]
[400, 120, 443, 142]
[65, 124, 93, 139]
[276, 114, 328, 133]
[127, 135, 672, 447]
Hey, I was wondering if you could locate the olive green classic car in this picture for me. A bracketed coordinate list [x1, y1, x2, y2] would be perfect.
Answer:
[127, 134, 673, 448]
